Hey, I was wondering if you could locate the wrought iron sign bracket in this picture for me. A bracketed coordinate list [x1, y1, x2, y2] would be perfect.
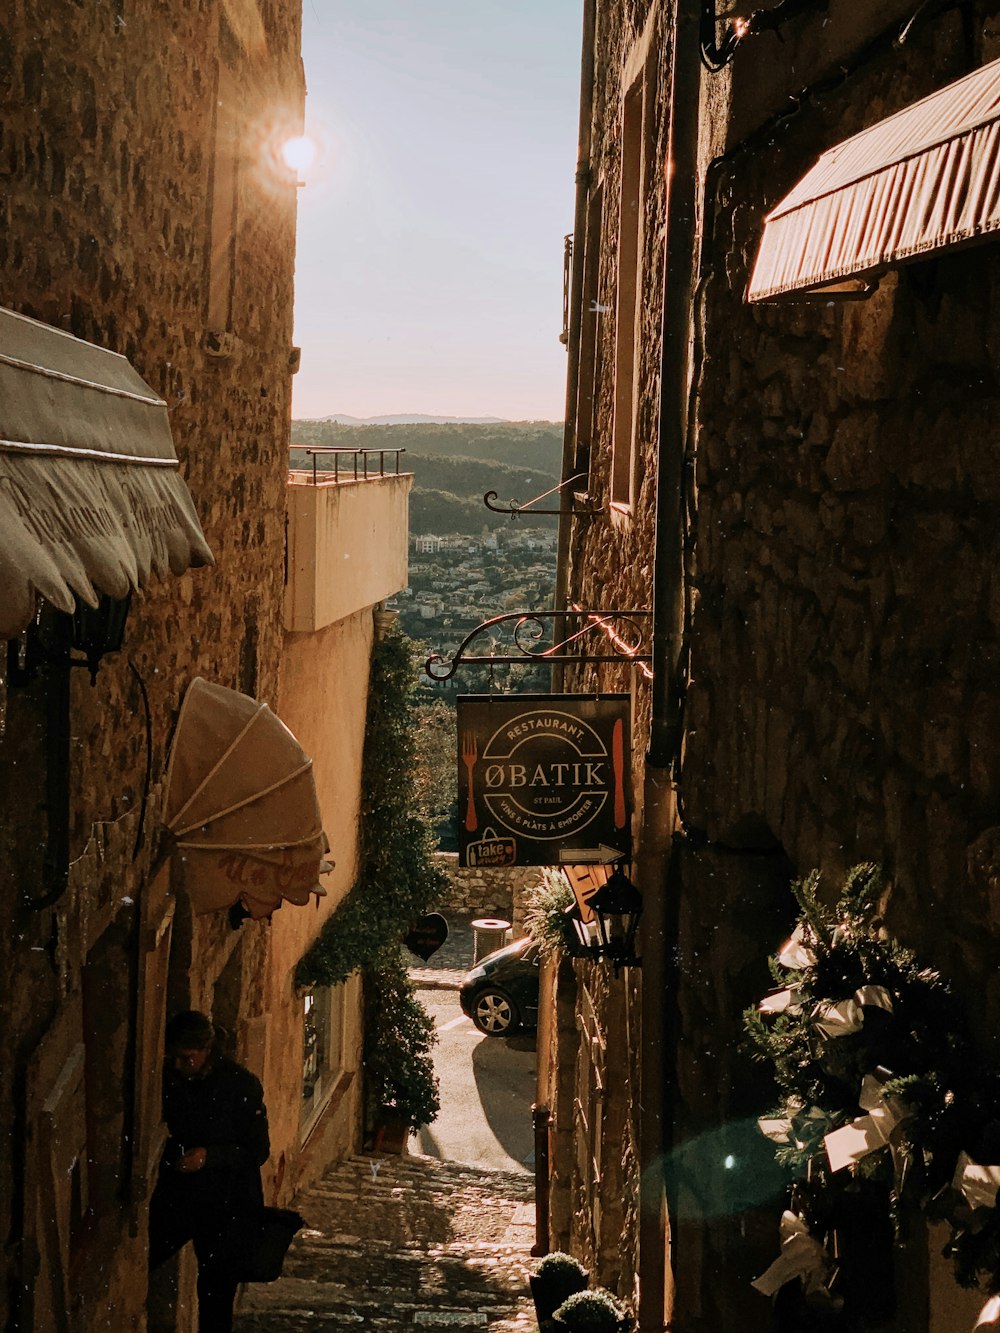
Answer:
[424, 609, 652, 682]
[482, 473, 603, 519]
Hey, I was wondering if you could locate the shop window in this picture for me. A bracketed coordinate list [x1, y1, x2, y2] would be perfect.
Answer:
[300, 981, 348, 1137]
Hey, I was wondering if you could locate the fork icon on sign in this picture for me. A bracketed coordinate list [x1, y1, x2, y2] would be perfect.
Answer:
[461, 733, 478, 832]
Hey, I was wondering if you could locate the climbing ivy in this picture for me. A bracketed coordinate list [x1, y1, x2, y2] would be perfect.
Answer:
[295, 628, 448, 989]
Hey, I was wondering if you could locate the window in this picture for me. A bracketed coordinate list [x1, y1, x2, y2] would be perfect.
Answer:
[300, 981, 349, 1136]
[611, 29, 658, 511]
[575, 184, 604, 484]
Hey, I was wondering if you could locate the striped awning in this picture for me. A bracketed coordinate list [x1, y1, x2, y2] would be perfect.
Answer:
[748, 56, 1000, 302]
[163, 678, 331, 919]
[0, 306, 213, 637]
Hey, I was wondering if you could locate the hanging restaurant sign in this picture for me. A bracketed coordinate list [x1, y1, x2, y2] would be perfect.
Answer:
[456, 694, 632, 868]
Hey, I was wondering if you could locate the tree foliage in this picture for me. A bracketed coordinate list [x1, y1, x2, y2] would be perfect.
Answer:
[363, 946, 440, 1130]
[411, 698, 457, 832]
[291, 418, 563, 472]
[290, 421, 563, 535]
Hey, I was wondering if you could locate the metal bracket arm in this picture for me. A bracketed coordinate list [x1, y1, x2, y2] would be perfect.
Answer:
[482, 473, 603, 518]
[424, 609, 652, 682]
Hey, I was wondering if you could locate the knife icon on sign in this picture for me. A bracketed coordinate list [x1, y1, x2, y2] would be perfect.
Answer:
[612, 718, 626, 830]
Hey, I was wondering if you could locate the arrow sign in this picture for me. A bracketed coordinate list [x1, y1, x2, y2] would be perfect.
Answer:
[559, 844, 625, 864]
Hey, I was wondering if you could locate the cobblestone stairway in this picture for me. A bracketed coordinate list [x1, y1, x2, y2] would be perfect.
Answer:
[234, 1151, 538, 1332]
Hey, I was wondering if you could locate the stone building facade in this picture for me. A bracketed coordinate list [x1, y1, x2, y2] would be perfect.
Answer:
[0, 5, 410, 1332]
[551, 2, 1000, 1330]
[0, 4, 304, 1328]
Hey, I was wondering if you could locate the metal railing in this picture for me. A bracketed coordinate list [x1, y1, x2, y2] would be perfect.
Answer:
[289, 446, 406, 485]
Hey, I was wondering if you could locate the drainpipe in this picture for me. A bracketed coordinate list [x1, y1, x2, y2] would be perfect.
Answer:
[552, 0, 596, 695]
[639, 1, 702, 1330]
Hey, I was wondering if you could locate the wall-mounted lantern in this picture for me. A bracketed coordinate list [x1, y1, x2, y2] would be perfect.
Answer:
[565, 865, 643, 974]
[70, 591, 131, 684]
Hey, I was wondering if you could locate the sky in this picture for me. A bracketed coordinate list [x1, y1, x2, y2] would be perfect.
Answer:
[291, 1, 582, 422]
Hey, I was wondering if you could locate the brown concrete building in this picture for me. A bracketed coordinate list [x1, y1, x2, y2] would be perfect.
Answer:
[547, 2, 1000, 1330]
[0, 4, 412, 1331]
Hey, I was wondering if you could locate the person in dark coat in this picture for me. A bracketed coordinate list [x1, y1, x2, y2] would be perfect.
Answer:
[149, 1010, 270, 1333]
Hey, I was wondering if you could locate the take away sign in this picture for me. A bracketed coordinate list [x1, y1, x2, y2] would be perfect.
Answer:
[457, 694, 632, 868]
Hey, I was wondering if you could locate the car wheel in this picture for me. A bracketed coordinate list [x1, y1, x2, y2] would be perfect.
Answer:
[471, 988, 519, 1036]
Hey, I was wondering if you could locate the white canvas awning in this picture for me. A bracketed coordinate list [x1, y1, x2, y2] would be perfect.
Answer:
[162, 678, 331, 919]
[748, 56, 1000, 301]
[0, 305, 213, 637]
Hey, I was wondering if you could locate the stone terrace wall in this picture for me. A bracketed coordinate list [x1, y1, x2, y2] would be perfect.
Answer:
[434, 853, 537, 936]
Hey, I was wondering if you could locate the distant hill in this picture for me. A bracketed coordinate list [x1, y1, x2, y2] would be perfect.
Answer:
[289, 420, 564, 535]
[409, 455, 559, 533]
[306, 413, 509, 426]
[291, 419, 563, 467]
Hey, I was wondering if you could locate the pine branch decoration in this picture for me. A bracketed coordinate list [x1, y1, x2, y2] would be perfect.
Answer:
[746, 863, 1000, 1300]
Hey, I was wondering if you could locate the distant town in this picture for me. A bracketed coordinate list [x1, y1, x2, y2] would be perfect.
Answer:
[392, 525, 558, 697]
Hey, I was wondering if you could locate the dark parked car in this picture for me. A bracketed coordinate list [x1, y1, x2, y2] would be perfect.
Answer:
[459, 935, 540, 1036]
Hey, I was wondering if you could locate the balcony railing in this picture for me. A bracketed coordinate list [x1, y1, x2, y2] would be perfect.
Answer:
[284, 450, 412, 633]
[289, 446, 406, 486]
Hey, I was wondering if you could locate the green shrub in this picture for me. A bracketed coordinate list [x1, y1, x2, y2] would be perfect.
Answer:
[554, 1287, 627, 1330]
[523, 867, 577, 957]
[535, 1251, 588, 1282]
[295, 627, 445, 1131]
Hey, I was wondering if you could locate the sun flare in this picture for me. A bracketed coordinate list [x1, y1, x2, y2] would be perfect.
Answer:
[281, 134, 318, 175]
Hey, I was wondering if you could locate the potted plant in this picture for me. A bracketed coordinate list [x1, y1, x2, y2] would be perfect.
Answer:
[363, 952, 440, 1152]
[529, 1251, 589, 1326]
[552, 1287, 631, 1332]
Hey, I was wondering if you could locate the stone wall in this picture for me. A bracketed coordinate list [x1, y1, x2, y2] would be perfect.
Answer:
[689, 9, 1000, 1034]
[0, 4, 304, 1330]
[434, 852, 536, 935]
[664, 16, 1000, 1324]
[554, 3, 1000, 1329]
[675, 23, 1000, 1321]
[554, 0, 667, 1307]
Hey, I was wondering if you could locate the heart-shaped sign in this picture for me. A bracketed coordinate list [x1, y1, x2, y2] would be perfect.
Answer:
[404, 913, 449, 962]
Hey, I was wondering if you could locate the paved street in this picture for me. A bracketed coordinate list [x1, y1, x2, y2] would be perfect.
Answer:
[411, 915, 537, 1175]
[415, 987, 536, 1175]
